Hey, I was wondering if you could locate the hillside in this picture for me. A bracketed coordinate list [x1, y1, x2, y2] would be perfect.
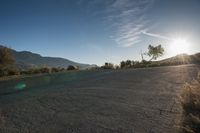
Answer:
[157, 53, 200, 65]
[0, 45, 96, 70]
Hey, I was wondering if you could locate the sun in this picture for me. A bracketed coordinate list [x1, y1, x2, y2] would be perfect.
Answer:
[169, 38, 190, 55]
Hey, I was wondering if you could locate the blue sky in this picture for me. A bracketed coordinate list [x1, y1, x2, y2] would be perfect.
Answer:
[0, 0, 200, 65]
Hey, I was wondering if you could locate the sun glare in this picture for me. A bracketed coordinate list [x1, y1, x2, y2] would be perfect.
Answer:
[169, 38, 190, 55]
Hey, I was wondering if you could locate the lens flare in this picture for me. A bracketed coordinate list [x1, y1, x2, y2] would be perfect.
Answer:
[15, 83, 26, 90]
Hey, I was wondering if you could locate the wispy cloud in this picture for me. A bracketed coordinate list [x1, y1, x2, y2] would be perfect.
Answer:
[142, 31, 173, 40]
[103, 0, 155, 47]
[77, 0, 155, 47]
[113, 24, 144, 47]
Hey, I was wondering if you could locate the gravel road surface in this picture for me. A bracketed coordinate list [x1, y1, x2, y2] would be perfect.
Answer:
[0, 65, 199, 133]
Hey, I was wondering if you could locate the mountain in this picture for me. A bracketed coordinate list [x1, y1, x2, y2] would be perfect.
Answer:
[158, 53, 200, 65]
[0, 45, 97, 70]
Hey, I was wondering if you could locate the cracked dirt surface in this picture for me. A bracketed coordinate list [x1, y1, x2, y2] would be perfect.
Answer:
[0, 65, 199, 133]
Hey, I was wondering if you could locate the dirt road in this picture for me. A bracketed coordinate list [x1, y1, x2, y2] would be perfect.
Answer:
[0, 65, 199, 133]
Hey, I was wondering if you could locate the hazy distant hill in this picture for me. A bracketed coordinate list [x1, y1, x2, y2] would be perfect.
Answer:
[0, 45, 97, 70]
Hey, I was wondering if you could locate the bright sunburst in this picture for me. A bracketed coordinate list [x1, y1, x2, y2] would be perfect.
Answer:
[169, 38, 190, 55]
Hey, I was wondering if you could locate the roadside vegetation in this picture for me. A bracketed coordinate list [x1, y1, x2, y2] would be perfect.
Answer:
[180, 73, 200, 133]
[0, 46, 79, 78]
[0, 44, 199, 78]
[101, 44, 165, 69]
[101, 44, 199, 70]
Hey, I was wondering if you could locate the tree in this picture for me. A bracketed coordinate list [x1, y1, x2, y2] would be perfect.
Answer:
[101, 62, 114, 69]
[0, 46, 14, 68]
[67, 65, 77, 70]
[140, 50, 144, 61]
[146, 44, 164, 61]
[131, 60, 136, 66]
[0, 46, 16, 76]
[120, 61, 126, 68]
[125, 60, 132, 67]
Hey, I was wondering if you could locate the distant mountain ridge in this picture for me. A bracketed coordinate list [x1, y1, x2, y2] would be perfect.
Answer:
[0, 45, 97, 70]
[1, 45, 199, 70]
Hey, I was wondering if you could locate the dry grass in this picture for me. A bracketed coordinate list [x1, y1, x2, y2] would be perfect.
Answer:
[180, 72, 200, 133]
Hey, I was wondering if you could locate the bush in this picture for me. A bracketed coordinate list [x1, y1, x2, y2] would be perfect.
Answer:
[141, 60, 151, 65]
[59, 67, 66, 72]
[180, 73, 200, 133]
[7, 68, 20, 76]
[51, 67, 66, 72]
[0, 67, 19, 77]
[101, 63, 114, 69]
[20, 67, 48, 75]
[51, 67, 60, 73]
[19, 67, 66, 76]
[114, 65, 120, 69]
[0, 68, 6, 77]
[67, 65, 77, 71]
[39, 67, 50, 73]
[32, 68, 41, 74]
[20, 70, 30, 75]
